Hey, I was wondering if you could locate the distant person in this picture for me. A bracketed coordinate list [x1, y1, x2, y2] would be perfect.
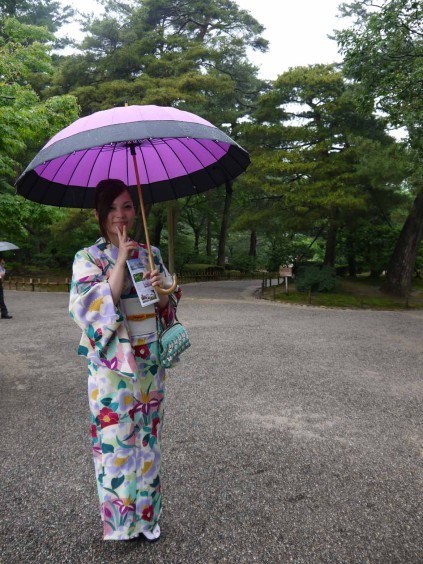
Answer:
[69, 179, 182, 542]
[0, 258, 12, 319]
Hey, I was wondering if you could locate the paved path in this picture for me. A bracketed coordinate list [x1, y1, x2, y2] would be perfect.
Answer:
[1, 282, 422, 563]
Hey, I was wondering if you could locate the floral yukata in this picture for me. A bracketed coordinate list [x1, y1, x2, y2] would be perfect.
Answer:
[69, 237, 181, 540]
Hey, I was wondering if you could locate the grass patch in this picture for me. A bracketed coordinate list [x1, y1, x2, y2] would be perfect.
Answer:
[262, 277, 423, 310]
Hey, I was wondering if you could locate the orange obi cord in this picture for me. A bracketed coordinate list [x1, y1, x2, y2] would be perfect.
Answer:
[126, 313, 157, 321]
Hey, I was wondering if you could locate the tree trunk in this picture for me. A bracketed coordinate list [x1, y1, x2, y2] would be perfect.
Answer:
[249, 230, 257, 257]
[206, 191, 212, 257]
[167, 204, 178, 274]
[217, 181, 233, 267]
[206, 219, 212, 256]
[152, 211, 164, 247]
[323, 221, 338, 267]
[193, 228, 201, 255]
[134, 203, 152, 242]
[346, 234, 357, 277]
[382, 190, 423, 296]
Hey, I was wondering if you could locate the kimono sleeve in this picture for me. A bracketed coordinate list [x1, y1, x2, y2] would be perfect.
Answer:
[152, 246, 182, 328]
[69, 248, 124, 357]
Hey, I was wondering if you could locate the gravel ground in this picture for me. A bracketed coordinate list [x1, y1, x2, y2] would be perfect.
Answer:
[0, 281, 422, 563]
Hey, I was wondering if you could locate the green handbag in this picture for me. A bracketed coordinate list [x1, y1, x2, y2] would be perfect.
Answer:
[157, 316, 191, 369]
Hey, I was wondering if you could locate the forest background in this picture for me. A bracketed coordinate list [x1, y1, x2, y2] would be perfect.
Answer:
[0, 0, 422, 296]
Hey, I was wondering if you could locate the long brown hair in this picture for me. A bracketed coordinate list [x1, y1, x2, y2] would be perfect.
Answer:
[94, 179, 136, 241]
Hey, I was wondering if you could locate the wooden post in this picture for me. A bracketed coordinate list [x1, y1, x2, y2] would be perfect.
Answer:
[130, 146, 177, 294]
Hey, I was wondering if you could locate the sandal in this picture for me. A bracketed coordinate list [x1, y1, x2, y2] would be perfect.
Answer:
[141, 523, 161, 542]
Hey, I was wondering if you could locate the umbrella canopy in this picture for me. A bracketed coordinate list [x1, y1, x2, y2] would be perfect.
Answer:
[15, 105, 250, 208]
[0, 242, 19, 252]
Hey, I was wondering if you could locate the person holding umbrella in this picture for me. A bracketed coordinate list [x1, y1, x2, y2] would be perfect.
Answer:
[69, 179, 181, 542]
[16, 103, 250, 542]
[0, 258, 12, 319]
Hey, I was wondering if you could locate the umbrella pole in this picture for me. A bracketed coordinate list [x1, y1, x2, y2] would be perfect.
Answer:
[130, 148, 177, 295]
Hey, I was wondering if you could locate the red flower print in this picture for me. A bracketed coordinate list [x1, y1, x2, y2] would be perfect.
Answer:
[99, 407, 119, 428]
[141, 505, 154, 521]
[90, 424, 97, 438]
[133, 343, 150, 359]
[152, 416, 160, 438]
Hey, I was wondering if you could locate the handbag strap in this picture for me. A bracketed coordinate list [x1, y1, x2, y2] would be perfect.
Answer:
[155, 306, 163, 336]
[155, 296, 179, 337]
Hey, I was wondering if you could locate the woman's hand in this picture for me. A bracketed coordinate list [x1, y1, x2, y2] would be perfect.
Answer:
[115, 225, 138, 265]
[145, 268, 164, 289]
[108, 225, 137, 304]
[145, 269, 169, 309]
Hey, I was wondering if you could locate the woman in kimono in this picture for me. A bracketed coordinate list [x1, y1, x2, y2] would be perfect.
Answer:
[69, 179, 181, 542]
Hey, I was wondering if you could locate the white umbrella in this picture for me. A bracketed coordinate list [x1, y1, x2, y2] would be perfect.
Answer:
[0, 242, 19, 252]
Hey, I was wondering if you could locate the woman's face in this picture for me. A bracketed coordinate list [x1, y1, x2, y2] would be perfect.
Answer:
[103, 190, 136, 239]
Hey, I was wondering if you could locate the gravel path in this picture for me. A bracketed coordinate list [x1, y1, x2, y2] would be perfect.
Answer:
[0, 282, 422, 563]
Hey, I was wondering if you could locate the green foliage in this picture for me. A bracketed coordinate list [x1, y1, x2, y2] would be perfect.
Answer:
[0, 17, 80, 257]
[180, 263, 221, 272]
[338, 222, 402, 275]
[53, 0, 268, 122]
[266, 234, 314, 272]
[2, 0, 418, 283]
[296, 265, 339, 293]
[0, 0, 75, 33]
[226, 252, 255, 273]
[336, 0, 423, 295]
[46, 209, 100, 267]
[239, 64, 406, 268]
[0, 18, 79, 185]
[160, 224, 194, 271]
[336, 0, 423, 133]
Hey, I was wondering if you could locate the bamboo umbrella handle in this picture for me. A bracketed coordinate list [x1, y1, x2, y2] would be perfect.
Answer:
[130, 148, 178, 295]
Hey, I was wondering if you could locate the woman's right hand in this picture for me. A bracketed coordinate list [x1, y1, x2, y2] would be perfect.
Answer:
[115, 225, 138, 265]
[108, 225, 137, 304]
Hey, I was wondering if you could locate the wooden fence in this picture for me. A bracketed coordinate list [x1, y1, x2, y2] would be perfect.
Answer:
[5, 277, 71, 292]
[177, 270, 267, 284]
[4, 271, 273, 292]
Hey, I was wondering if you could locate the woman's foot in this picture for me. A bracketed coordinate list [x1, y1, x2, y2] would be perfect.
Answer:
[142, 523, 161, 542]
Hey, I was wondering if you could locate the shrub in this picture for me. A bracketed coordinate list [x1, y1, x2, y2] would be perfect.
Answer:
[179, 264, 218, 272]
[296, 265, 339, 293]
[205, 265, 225, 274]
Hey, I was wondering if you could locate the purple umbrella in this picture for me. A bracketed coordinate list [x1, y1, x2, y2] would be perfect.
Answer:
[16, 105, 250, 293]
[16, 105, 250, 208]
